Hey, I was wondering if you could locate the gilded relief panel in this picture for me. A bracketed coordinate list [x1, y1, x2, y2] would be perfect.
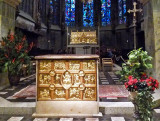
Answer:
[54, 61, 66, 70]
[39, 88, 51, 100]
[39, 61, 51, 72]
[39, 74, 51, 84]
[70, 31, 97, 44]
[69, 88, 81, 100]
[84, 88, 96, 100]
[37, 59, 97, 101]
[83, 60, 96, 71]
[54, 88, 66, 99]
[84, 74, 96, 84]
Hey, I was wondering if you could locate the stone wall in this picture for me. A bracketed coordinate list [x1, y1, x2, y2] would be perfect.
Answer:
[143, 0, 160, 81]
[0, 1, 15, 40]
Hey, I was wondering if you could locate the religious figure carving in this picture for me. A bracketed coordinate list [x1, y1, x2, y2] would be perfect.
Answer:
[39, 61, 51, 71]
[73, 74, 80, 85]
[62, 71, 72, 89]
[84, 88, 95, 99]
[54, 61, 66, 70]
[84, 74, 95, 84]
[40, 89, 50, 99]
[69, 61, 80, 70]
[70, 31, 97, 44]
[55, 74, 61, 84]
[83, 61, 95, 70]
[55, 89, 65, 98]
[39, 74, 51, 84]
[70, 88, 80, 99]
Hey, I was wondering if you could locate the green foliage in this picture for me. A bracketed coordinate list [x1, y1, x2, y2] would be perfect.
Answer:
[0, 30, 33, 76]
[118, 48, 152, 81]
[118, 48, 157, 121]
[136, 89, 154, 121]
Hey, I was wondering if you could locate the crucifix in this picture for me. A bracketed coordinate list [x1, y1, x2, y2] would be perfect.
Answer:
[128, 2, 142, 49]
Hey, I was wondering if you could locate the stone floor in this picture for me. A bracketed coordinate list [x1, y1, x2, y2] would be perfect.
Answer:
[0, 64, 160, 121]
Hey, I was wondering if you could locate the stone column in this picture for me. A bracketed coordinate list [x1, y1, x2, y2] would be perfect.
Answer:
[141, 0, 160, 81]
[0, 0, 20, 41]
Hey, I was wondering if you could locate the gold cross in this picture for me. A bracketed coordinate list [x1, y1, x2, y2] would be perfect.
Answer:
[128, 2, 142, 21]
[128, 2, 142, 50]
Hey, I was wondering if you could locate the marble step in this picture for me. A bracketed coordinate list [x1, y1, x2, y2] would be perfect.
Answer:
[99, 102, 134, 115]
[153, 89, 160, 108]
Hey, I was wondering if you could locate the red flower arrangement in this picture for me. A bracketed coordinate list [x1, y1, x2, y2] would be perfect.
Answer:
[125, 75, 159, 92]
[0, 31, 33, 76]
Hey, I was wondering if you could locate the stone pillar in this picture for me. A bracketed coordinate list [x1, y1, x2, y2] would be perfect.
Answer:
[141, 0, 160, 81]
[0, 0, 20, 41]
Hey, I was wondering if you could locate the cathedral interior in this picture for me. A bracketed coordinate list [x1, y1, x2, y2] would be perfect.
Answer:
[0, 0, 160, 121]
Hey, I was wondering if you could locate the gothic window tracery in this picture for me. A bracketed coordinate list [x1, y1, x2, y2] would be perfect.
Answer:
[65, 0, 75, 26]
[50, 0, 60, 25]
[101, 0, 111, 26]
[118, 0, 126, 24]
[83, 0, 94, 27]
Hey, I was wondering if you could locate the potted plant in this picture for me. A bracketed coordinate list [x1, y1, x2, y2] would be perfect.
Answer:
[118, 48, 159, 121]
[0, 30, 33, 86]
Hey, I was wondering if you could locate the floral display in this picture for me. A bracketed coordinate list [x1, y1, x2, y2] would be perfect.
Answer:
[0, 30, 33, 84]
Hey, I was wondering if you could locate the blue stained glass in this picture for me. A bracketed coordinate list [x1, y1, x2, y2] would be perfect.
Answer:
[83, 0, 94, 27]
[65, 0, 75, 26]
[50, 0, 60, 25]
[118, 0, 126, 24]
[101, 0, 111, 26]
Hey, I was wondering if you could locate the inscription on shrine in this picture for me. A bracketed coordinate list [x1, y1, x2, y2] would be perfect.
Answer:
[37, 60, 97, 101]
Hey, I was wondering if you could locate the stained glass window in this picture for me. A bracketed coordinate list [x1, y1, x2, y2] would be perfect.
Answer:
[83, 0, 94, 27]
[65, 0, 75, 26]
[101, 0, 111, 26]
[118, 0, 126, 24]
[50, 0, 60, 25]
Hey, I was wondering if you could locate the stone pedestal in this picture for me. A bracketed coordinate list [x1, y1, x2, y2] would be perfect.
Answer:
[0, 0, 20, 40]
[33, 55, 101, 117]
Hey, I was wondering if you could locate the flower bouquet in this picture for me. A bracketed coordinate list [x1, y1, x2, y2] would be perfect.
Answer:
[0, 30, 33, 86]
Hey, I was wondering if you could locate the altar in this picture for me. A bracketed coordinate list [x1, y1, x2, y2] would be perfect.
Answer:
[67, 30, 99, 54]
[33, 55, 101, 117]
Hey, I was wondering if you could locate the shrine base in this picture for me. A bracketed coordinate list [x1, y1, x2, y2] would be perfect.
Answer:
[32, 101, 101, 117]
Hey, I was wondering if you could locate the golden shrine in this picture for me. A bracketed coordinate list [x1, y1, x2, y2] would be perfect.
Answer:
[33, 55, 101, 117]
[70, 31, 97, 44]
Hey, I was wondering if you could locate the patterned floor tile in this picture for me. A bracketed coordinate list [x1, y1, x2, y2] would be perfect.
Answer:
[7, 117, 24, 121]
[33, 118, 48, 121]
[111, 117, 125, 121]
[0, 92, 8, 95]
[59, 118, 73, 121]
[85, 118, 99, 121]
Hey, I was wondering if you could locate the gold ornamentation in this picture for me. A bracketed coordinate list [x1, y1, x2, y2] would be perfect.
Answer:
[62, 71, 72, 90]
[84, 88, 95, 99]
[79, 83, 85, 91]
[49, 70, 55, 77]
[54, 74, 61, 84]
[39, 74, 51, 84]
[70, 31, 97, 44]
[39, 61, 51, 71]
[79, 70, 85, 77]
[84, 74, 96, 84]
[70, 88, 80, 99]
[55, 88, 66, 98]
[83, 61, 95, 70]
[49, 84, 55, 91]
[69, 61, 80, 70]
[54, 61, 66, 70]
[40, 89, 50, 99]
[73, 74, 80, 85]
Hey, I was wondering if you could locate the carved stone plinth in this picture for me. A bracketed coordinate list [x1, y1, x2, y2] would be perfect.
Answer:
[33, 55, 101, 117]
